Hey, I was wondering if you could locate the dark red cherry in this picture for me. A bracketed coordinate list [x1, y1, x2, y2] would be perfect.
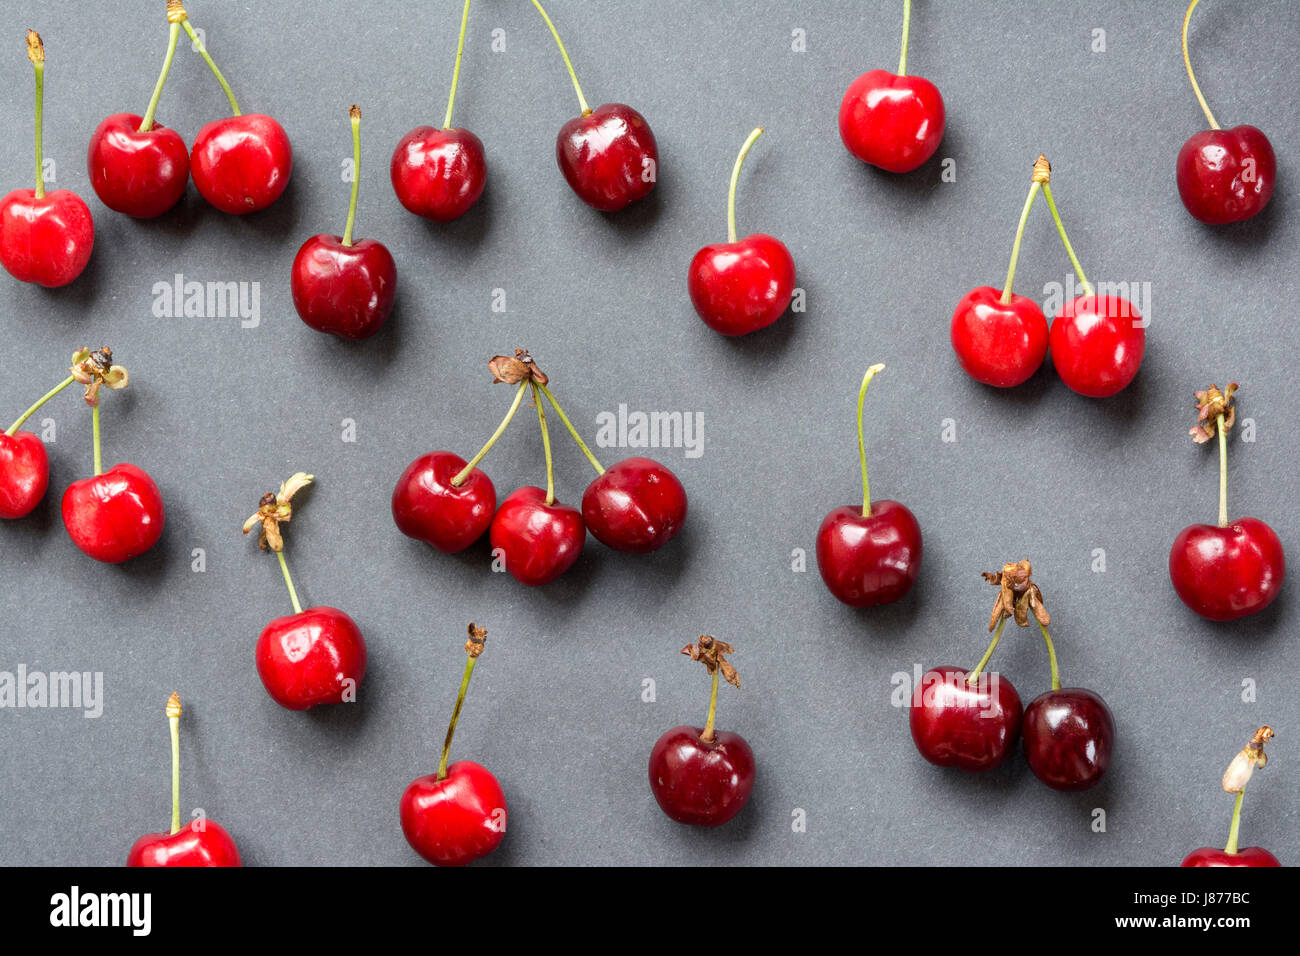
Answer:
[87, 113, 189, 218]
[838, 69, 945, 174]
[0, 430, 50, 519]
[1177, 125, 1275, 225]
[391, 127, 487, 222]
[581, 457, 686, 553]
[291, 235, 397, 340]
[400, 760, 507, 867]
[649, 725, 755, 827]
[128, 822, 242, 867]
[1022, 688, 1115, 791]
[1049, 294, 1145, 397]
[816, 500, 922, 607]
[488, 486, 585, 586]
[556, 103, 657, 212]
[190, 114, 292, 214]
[950, 286, 1048, 388]
[255, 606, 367, 711]
[1181, 845, 1280, 867]
[61, 463, 164, 563]
[1169, 518, 1285, 621]
[688, 234, 795, 336]
[0, 189, 94, 288]
[392, 451, 496, 554]
[910, 665, 1023, 772]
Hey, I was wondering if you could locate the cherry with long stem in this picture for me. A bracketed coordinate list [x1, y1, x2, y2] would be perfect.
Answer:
[727, 127, 764, 245]
[443, 0, 473, 130]
[1000, 158, 1047, 304]
[531, 381, 557, 506]
[897, 0, 912, 76]
[139, 14, 183, 132]
[530, 0, 590, 117]
[450, 381, 529, 487]
[1181, 0, 1219, 131]
[341, 106, 363, 246]
[854, 363, 886, 517]
[29, 31, 45, 200]
[166, 691, 183, 835]
[1040, 181, 1093, 298]
[437, 629, 481, 781]
[176, 4, 241, 116]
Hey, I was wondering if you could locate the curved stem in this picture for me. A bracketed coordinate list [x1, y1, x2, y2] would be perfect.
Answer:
[1041, 183, 1094, 298]
[276, 550, 303, 615]
[532, 382, 556, 506]
[181, 20, 241, 116]
[966, 617, 1008, 685]
[537, 383, 604, 476]
[437, 655, 476, 780]
[6, 375, 74, 436]
[1217, 412, 1229, 528]
[32, 58, 45, 199]
[701, 668, 720, 743]
[898, 0, 912, 76]
[1001, 181, 1041, 303]
[91, 404, 103, 477]
[1182, 0, 1220, 130]
[530, 0, 590, 116]
[451, 382, 529, 486]
[855, 363, 886, 517]
[140, 22, 181, 132]
[443, 0, 473, 129]
[168, 707, 182, 835]
[727, 127, 764, 244]
[342, 106, 362, 246]
[1224, 786, 1245, 855]
[1035, 620, 1061, 691]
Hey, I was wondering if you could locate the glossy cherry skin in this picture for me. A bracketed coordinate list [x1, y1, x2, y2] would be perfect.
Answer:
[1181, 846, 1281, 867]
[390, 126, 486, 222]
[838, 70, 945, 173]
[489, 487, 585, 586]
[0, 431, 49, 520]
[1022, 688, 1115, 791]
[910, 665, 1023, 772]
[255, 606, 367, 711]
[400, 761, 507, 867]
[1049, 295, 1145, 398]
[649, 725, 755, 827]
[688, 233, 795, 336]
[291, 234, 397, 340]
[581, 457, 687, 553]
[556, 103, 657, 212]
[127, 821, 242, 867]
[0, 188, 94, 288]
[87, 113, 189, 218]
[61, 463, 164, 563]
[816, 500, 922, 607]
[1169, 518, 1285, 621]
[392, 451, 495, 553]
[190, 114, 292, 214]
[950, 286, 1049, 388]
[1176, 125, 1275, 225]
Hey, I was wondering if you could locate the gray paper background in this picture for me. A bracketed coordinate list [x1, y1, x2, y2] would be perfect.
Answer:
[1, 0, 1297, 866]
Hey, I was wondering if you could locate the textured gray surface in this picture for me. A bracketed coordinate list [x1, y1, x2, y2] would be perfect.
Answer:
[1, 0, 1297, 866]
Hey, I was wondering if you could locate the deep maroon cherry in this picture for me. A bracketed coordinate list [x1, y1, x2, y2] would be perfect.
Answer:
[489, 486, 585, 587]
[392, 451, 496, 554]
[1022, 689, 1115, 791]
[650, 637, 755, 827]
[581, 457, 686, 553]
[1182, 726, 1280, 867]
[910, 664, 1023, 772]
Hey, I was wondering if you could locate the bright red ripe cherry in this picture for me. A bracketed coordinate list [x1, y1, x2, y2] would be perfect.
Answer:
[244, 473, 367, 710]
[582, 457, 687, 553]
[650, 636, 755, 827]
[1182, 726, 1281, 867]
[59, 348, 164, 563]
[0, 32, 94, 289]
[128, 692, 242, 867]
[1175, 1, 1275, 225]
[490, 486, 585, 587]
[838, 0, 944, 174]
[816, 364, 922, 606]
[393, 451, 496, 554]
[530, 1, 657, 211]
[910, 664, 1022, 772]
[1170, 383, 1284, 621]
[0, 370, 78, 519]
[1050, 294, 1145, 398]
[401, 623, 508, 866]
[292, 106, 397, 340]
[689, 127, 795, 336]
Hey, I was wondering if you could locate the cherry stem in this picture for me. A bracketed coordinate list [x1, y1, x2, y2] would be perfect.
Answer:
[898, 0, 912, 76]
[1217, 412, 1229, 528]
[437, 654, 476, 781]
[443, 0, 472, 129]
[1035, 620, 1062, 691]
[1040, 183, 1094, 298]
[701, 667, 720, 743]
[1182, 0, 1220, 130]
[531, 382, 556, 506]
[530, 0, 590, 117]
[276, 550, 303, 615]
[966, 617, 1008, 685]
[855, 363, 886, 517]
[181, 20, 241, 116]
[342, 106, 362, 247]
[1224, 785, 1245, 855]
[451, 381, 529, 487]
[6, 375, 74, 436]
[537, 383, 604, 476]
[32, 49, 44, 199]
[168, 704, 182, 835]
[1000, 181, 1042, 304]
[727, 127, 764, 244]
[139, 22, 181, 132]
[91, 404, 103, 477]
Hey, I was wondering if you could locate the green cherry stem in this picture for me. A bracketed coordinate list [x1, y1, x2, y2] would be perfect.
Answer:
[180, 18, 241, 116]
[855, 363, 887, 517]
[898, 0, 912, 76]
[1041, 183, 1094, 298]
[139, 21, 181, 132]
[537, 383, 605, 476]
[531, 382, 556, 506]
[27, 32, 45, 200]
[450, 381, 529, 487]
[276, 550, 303, 615]
[1035, 619, 1062, 691]
[1217, 412, 1229, 528]
[91, 404, 103, 476]
[701, 667, 720, 743]
[1224, 785, 1246, 855]
[437, 652, 476, 781]
[530, 0, 590, 117]
[727, 127, 764, 244]
[1182, 0, 1220, 130]
[966, 617, 1008, 685]
[443, 0, 472, 129]
[6, 375, 74, 436]
[342, 106, 362, 247]
[167, 692, 182, 835]
[1001, 180, 1042, 304]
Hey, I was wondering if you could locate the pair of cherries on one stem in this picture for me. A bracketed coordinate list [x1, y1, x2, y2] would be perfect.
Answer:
[1181, 726, 1280, 867]
[1169, 383, 1284, 622]
[128, 693, 242, 866]
[243, 473, 367, 711]
[951, 155, 1145, 396]
[88, 0, 292, 220]
[392, 351, 688, 587]
[391, 0, 656, 221]
[910, 562, 1116, 792]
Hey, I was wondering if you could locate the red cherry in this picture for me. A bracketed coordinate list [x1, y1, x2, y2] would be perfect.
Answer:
[392, 451, 496, 553]
[128, 822, 242, 867]
[649, 726, 755, 827]
[401, 761, 507, 867]
[951, 287, 1048, 388]
[191, 114, 292, 214]
[255, 606, 368, 711]
[0, 431, 49, 519]
[291, 235, 397, 340]
[0, 189, 94, 288]
[839, 70, 944, 174]
[1049, 294, 1145, 397]
[581, 457, 686, 553]
[1022, 688, 1115, 791]
[556, 103, 657, 212]
[391, 127, 486, 221]
[910, 665, 1023, 772]
[489, 486, 585, 586]
[1177, 126, 1275, 225]
[87, 113, 189, 218]
[62, 463, 165, 564]
[1181, 846, 1280, 867]
[1170, 519, 1285, 621]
